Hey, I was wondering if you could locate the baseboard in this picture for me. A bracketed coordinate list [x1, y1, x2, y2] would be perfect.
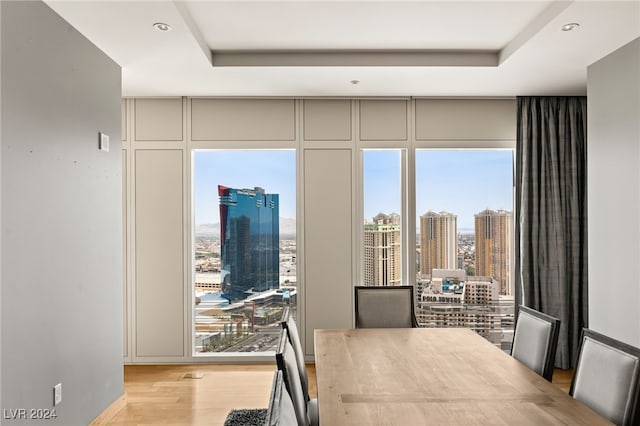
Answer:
[89, 393, 127, 425]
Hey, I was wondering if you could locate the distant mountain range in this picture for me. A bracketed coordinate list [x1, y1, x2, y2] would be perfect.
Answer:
[196, 217, 296, 238]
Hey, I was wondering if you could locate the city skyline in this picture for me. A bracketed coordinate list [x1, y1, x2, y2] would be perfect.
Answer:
[193, 151, 514, 352]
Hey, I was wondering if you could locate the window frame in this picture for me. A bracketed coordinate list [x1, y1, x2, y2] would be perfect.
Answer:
[188, 142, 299, 360]
[184, 100, 517, 360]
[357, 106, 516, 347]
[361, 148, 406, 286]
[357, 112, 515, 290]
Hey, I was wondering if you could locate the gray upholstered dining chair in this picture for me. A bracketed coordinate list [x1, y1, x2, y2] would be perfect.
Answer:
[281, 307, 313, 403]
[354, 285, 418, 328]
[569, 329, 640, 426]
[511, 305, 560, 381]
[265, 370, 298, 426]
[276, 329, 319, 426]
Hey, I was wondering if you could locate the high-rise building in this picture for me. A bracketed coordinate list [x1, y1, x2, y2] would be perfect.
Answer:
[474, 209, 513, 295]
[463, 276, 500, 305]
[417, 270, 512, 346]
[218, 185, 279, 300]
[419, 211, 457, 276]
[363, 213, 401, 286]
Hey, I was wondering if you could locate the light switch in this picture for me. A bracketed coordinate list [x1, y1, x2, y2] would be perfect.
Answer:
[99, 132, 110, 152]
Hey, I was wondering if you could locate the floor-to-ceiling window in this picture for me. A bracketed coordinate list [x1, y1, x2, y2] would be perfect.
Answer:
[358, 147, 515, 348]
[192, 150, 296, 354]
[362, 150, 403, 287]
[415, 149, 514, 349]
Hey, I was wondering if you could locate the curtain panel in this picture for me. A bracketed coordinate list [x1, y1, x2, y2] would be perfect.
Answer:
[515, 96, 588, 369]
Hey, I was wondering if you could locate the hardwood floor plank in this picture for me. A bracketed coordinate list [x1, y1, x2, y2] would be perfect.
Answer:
[90, 394, 127, 425]
[108, 365, 275, 426]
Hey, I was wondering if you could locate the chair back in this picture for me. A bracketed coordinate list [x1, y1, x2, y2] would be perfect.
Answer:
[281, 307, 310, 402]
[570, 329, 640, 426]
[354, 285, 418, 328]
[276, 329, 309, 426]
[511, 305, 560, 381]
[265, 370, 298, 426]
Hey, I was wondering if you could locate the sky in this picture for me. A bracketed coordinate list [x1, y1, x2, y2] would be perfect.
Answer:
[194, 149, 513, 230]
[193, 150, 296, 225]
[364, 149, 513, 230]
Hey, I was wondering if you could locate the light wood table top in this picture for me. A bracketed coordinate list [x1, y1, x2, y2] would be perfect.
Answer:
[314, 328, 612, 426]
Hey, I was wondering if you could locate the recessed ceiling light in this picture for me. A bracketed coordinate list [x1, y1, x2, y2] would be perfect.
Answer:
[561, 23, 579, 32]
[153, 22, 171, 32]
[350, 80, 360, 85]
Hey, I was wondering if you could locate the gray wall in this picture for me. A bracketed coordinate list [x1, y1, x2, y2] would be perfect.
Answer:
[0, 1, 4, 415]
[587, 37, 640, 347]
[1, 2, 123, 424]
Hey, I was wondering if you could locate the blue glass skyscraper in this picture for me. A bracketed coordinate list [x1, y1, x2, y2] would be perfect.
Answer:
[218, 185, 280, 300]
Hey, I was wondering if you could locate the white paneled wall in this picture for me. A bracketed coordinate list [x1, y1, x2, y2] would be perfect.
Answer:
[122, 97, 515, 362]
[360, 99, 409, 141]
[415, 99, 516, 140]
[303, 149, 354, 352]
[191, 98, 296, 141]
[134, 150, 185, 357]
[303, 99, 352, 141]
[134, 98, 184, 141]
[122, 149, 128, 359]
[123, 98, 190, 363]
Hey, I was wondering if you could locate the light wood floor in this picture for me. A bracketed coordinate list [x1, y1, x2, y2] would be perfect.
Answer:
[105, 364, 568, 425]
[105, 364, 316, 425]
[551, 367, 573, 394]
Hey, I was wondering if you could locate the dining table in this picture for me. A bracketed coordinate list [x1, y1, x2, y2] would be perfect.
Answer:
[314, 327, 612, 425]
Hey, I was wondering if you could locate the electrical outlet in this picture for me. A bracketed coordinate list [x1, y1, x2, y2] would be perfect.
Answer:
[53, 383, 62, 406]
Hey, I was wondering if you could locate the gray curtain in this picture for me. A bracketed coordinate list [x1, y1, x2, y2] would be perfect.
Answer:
[515, 96, 588, 369]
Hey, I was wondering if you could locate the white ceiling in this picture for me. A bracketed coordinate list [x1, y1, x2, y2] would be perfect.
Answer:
[45, 0, 640, 97]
